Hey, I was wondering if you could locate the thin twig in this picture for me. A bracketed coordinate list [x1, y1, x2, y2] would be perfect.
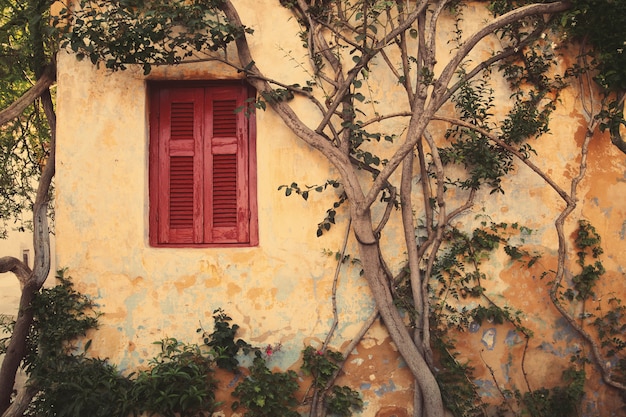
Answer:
[322, 217, 353, 349]
[548, 114, 626, 391]
[480, 351, 516, 414]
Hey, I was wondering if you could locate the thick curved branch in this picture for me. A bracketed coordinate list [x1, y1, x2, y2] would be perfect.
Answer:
[0, 257, 32, 286]
[322, 217, 353, 349]
[32, 88, 55, 286]
[0, 65, 55, 127]
[1, 385, 38, 417]
[400, 147, 427, 363]
[417, 130, 447, 365]
[345, 155, 395, 234]
[219, 1, 350, 169]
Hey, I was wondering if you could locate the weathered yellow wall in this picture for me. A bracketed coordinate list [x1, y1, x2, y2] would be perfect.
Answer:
[55, 1, 626, 416]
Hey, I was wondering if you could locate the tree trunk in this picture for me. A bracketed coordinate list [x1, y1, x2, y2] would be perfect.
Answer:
[0, 385, 38, 417]
[0, 84, 55, 416]
[0, 284, 37, 414]
[352, 212, 444, 417]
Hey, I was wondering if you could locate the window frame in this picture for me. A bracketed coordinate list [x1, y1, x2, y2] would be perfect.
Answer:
[148, 80, 258, 247]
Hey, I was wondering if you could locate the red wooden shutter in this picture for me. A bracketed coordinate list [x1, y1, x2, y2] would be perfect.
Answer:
[150, 83, 256, 247]
[157, 88, 204, 244]
[204, 86, 250, 243]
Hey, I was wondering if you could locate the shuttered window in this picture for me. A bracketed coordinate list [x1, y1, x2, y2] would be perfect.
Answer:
[149, 83, 258, 247]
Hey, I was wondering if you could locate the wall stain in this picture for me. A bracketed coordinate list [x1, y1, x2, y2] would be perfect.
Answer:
[375, 406, 408, 417]
[481, 328, 496, 350]
[174, 275, 196, 294]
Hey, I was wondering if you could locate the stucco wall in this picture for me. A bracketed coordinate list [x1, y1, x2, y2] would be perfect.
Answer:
[54, 1, 626, 416]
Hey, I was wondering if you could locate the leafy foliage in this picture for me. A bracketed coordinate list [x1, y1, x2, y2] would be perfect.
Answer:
[278, 180, 346, 236]
[568, 220, 605, 301]
[57, 0, 251, 75]
[199, 308, 253, 372]
[302, 346, 343, 388]
[0, 270, 98, 369]
[561, 0, 626, 92]
[441, 74, 512, 194]
[27, 357, 132, 417]
[232, 357, 300, 417]
[0, 0, 55, 235]
[518, 368, 585, 417]
[0, 270, 131, 417]
[324, 385, 363, 417]
[432, 337, 486, 417]
[0, 274, 364, 417]
[428, 223, 594, 417]
[131, 338, 218, 417]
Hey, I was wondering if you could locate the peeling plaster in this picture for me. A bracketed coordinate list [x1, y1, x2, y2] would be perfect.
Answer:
[481, 328, 497, 350]
[52, 1, 626, 415]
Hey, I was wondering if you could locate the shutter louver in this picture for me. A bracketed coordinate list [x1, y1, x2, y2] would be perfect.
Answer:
[213, 100, 237, 136]
[170, 103, 194, 138]
[211, 99, 239, 228]
[213, 154, 237, 226]
[169, 156, 195, 228]
[169, 101, 196, 229]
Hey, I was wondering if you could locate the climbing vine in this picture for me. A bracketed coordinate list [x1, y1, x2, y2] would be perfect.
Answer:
[2, 0, 625, 416]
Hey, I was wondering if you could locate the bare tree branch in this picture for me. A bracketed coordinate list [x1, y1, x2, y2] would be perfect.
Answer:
[432, 114, 572, 202]
[0, 257, 32, 286]
[0, 65, 55, 127]
[362, 1, 572, 209]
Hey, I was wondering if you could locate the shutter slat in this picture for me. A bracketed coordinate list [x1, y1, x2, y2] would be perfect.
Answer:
[212, 153, 237, 226]
[169, 98, 197, 230]
[170, 102, 194, 139]
[169, 156, 195, 228]
[213, 100, 237, 136]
